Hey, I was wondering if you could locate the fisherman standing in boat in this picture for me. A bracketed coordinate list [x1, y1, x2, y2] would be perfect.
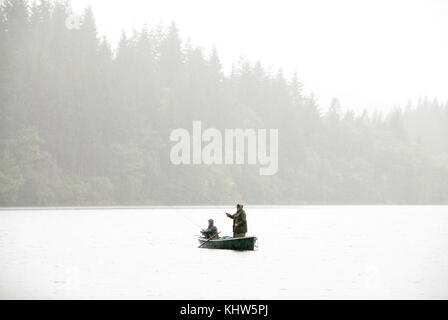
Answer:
[225, 204, 247, 238]
[200, 219, 219, 239]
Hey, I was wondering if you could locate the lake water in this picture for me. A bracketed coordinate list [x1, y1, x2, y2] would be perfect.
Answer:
[0, 206, 447, 299]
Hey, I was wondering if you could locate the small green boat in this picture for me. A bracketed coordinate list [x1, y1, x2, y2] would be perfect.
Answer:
[198, 236, 257, 251]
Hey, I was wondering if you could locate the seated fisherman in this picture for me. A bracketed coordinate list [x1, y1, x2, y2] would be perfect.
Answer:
[200, 219, 219, 239]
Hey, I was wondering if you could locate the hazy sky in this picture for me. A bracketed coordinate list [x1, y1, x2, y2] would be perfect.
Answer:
[70, 0, 448, 114]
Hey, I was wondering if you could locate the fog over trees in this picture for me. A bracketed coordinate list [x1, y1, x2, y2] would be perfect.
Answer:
[1, 0, 447, 206]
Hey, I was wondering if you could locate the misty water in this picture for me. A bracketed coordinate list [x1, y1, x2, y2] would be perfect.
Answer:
[1, 206, 447, 299]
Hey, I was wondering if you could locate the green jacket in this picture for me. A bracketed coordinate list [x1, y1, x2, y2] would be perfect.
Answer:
[228, 209, 247, 234]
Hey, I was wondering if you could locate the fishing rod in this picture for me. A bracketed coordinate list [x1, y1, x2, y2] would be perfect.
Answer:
[198, 231, 220, 248]
[169, 183, 234, 233]
[173, 207, 202, 229]
[167, 187, 214, 231]
[172, 181, 230, 205]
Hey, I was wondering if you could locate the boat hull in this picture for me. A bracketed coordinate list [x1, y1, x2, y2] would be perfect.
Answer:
[198, 236, 257, 251]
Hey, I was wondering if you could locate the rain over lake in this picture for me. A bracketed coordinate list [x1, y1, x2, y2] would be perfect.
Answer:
[1, 206, 447, 299]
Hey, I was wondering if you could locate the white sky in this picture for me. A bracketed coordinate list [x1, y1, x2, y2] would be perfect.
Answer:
[70, 0, 448, 114]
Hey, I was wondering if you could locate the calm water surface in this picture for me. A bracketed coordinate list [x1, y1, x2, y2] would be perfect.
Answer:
[1, 206, 447, 299]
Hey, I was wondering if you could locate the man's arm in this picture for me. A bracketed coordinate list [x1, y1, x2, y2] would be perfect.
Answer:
[226, 212, 235, 219]
[203, 226, 212, 234]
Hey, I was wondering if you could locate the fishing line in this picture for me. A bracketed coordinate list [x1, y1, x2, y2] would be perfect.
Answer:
[173, 207, 202, 230]
[168, 182, 233, 232]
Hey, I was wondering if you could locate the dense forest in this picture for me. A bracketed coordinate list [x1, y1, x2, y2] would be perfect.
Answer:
[1, 0, 447, 206]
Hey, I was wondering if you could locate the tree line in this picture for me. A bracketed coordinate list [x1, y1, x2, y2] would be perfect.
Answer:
[1, 0, 447, 206]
